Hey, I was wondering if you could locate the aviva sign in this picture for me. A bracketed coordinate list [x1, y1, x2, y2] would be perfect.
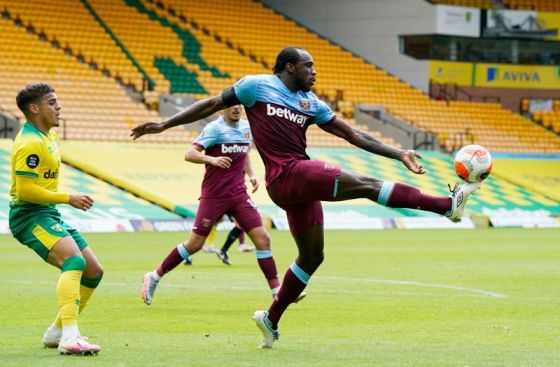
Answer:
[477, 64, 560, 89]
[430, 61, 560, 89]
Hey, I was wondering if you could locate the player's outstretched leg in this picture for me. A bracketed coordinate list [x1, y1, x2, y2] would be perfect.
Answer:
[142, 233, 206, 305]
[334, 171, 480, 222]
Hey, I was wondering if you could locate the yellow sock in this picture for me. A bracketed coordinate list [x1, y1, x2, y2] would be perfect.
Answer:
[207, 226, 216, 245]
[54, 285, 95, 328]
[57, 270, 81, 328]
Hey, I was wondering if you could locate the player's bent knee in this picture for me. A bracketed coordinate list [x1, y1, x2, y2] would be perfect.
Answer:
[61, 255, 86, 272]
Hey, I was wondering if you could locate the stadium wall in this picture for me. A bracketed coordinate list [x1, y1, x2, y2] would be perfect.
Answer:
[260, 0, 434, 91]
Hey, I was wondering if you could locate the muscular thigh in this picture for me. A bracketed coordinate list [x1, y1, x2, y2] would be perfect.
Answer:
[285, 201, 324, 237]
[268, 160, 341, 207]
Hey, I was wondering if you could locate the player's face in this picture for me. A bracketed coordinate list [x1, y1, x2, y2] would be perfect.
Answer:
[292, 51, 316, 92]
[224, 105, 241, 123]
[32, 92, 61, 128]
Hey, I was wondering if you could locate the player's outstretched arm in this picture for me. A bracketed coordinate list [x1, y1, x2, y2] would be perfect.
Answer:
[16, 176, 94, 210]
[130, 94, 228, 140]
[185, 145, 232, 169]
[319, 116, 426, 174]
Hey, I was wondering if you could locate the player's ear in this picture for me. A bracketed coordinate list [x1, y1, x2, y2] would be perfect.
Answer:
[286, 62, 295, 74]
[28, 103, 40, 115]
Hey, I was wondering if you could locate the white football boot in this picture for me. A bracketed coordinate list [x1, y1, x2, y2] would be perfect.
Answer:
[58, 336, 100, 355]
[445, 182, 481, 223]
[142, 272, 160, 305]
[253, 311, 279, 349]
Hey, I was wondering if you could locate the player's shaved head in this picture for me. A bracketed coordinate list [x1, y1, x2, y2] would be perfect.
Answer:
[272, 46, 307, 75]
[16, 83, 55, 114]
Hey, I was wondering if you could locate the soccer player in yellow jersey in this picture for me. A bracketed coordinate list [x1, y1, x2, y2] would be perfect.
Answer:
[9, 83, 102, 355]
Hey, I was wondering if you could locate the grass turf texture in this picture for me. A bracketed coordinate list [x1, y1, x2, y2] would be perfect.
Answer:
[0, 228, 559, 366]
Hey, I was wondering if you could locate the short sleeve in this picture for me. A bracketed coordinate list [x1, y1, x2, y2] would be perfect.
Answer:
[14, 139, 43, 179]
[193, 123, 219, 149]
[233, 75, 260, 107]
[315, 99, 335, 125]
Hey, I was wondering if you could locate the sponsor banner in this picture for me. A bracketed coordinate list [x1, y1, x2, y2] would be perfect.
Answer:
[430, 61, 560, 89]
[483, 208, 558, 228]
[130, 219, 194, 232]
[271, 210, 386, 230]
[476, 63, 560, 89]
[395, 217, 475, 229]
[430, 61, 473, 85]
[65, 219, 134, 233]
[435, 5, 481, 37]
[529, 98, 553, 113]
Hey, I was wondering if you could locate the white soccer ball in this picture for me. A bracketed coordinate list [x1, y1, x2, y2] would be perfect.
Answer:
[454, 144, 493, 183]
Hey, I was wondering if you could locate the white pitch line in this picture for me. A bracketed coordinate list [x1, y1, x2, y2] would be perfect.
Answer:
[5, 273, 508, 298]
[317, 276, 508, 298]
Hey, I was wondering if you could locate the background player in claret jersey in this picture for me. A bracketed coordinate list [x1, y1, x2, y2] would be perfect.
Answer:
[141, 105, 302, 305]
[9, 83, 102, 355]
[131, 47, 480, 348]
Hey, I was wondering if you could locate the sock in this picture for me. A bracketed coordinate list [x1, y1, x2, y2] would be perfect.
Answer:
[57, 255, 86, 341]
[256, 250, 280, 291]
[156, 244, 189, 277]
[378, 182, 451, 215]
[238, 232, 245, 245]
[222, 227, 243, 253]
[267, 262, 310, 329]
[54, 276, 102, 329]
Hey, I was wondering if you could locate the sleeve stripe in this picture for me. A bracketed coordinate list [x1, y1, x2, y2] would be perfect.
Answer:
[15, 171, 39, 178]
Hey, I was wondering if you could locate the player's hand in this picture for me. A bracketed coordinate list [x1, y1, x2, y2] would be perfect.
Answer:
[210, 156, 232, 169]
[130, 121, 165, 140]
[69, 193, 94, 211]
[401, 150, 426, 175]
[249, 176, 259, 193]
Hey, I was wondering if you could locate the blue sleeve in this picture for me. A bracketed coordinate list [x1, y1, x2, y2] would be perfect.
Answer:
[315, 99, 335, 125]
[233, 75, 260, 107]
[193, 124, 219, 148]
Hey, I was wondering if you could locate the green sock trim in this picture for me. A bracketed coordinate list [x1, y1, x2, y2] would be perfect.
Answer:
[61, 255, 86, 272]
[80, 276, 102, 289]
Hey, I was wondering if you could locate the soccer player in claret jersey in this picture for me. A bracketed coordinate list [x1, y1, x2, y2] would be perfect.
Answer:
[10, 83, 102, 355]
[141, 105, 304, 305]
[131, 47, 480, 348]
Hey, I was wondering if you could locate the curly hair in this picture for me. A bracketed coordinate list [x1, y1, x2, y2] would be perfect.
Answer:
[272, 46, 306, 75]
[16, 83, 55, 113]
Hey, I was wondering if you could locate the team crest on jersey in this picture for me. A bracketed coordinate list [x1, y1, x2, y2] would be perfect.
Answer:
[299, 100, 310, 110]
[201, 218, 211, 228]
[50, 224, 63, 232]
[324, 162, 336, 171]
[26, 154, 39, 168]
[243, 131, 250, 140]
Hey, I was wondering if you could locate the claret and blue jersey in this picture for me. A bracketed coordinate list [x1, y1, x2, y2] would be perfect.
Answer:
[232, 74, 335, 185]
[193, 116, 252, 199]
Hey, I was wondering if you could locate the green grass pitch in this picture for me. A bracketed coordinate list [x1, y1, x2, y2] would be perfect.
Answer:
[1, 228, 559, 366]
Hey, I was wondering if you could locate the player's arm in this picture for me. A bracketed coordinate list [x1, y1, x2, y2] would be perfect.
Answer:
[319, 116, 426, 174]
[243, 151, 259, 193]
[131, 92, 233, 140]
[15, 176, 94, 211]
[185, 144, 232, 169]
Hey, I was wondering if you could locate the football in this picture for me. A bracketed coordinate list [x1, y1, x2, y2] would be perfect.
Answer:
[454, 144, 493, 183]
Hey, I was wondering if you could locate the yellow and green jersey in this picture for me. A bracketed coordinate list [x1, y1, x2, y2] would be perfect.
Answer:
[10, 122, 61, 207]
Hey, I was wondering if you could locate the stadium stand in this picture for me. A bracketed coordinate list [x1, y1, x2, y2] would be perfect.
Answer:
[155, 0, 559, 153]
[427, 0, 496, 9]
[501, 0, 560, 11]
[0, 11, 193, 143]
[0, 0, 143, 90]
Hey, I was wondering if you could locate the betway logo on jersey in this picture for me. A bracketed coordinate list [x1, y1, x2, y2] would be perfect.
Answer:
[221, 144, 249, 154]
[267, 104, 309, 126]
